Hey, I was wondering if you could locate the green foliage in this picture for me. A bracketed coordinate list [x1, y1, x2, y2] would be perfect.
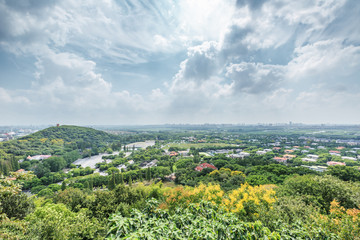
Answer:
[0, 191, 34, 219]
[54, 188, 91, 212]
[279, 175, 360, 212]
[37, 188, 54, 197]
[25, 203, 104, 240]
[0, 214, 28, 240]
[327, 166, 360, 182]
[113, 184, 146, 205]
[107, 200, 280, 239]
[0, 176, 34, 219]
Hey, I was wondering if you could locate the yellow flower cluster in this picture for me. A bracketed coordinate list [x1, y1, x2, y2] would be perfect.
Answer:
[164, 183, 225, 208]
[223, 183, 276, 214]
[330, 199, 360, 222]
[209, 168, 246, 178]
[163, 183, 276, 215]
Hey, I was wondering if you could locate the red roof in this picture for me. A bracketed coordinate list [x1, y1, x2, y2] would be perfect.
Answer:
[274, 157, 287, 162]
[327, 161, 346, 166]
[195, 163, 217, 171]
[329, 150, 341, 154]
[170, 151, 178, 156]
[195, 166, 203, 171]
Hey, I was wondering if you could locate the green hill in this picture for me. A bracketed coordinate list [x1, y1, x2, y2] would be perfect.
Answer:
[0, 125, 123, 174]
[21, 125, 119, 144]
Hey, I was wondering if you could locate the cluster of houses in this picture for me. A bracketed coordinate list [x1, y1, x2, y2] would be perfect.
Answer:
[271, 144, 360, 171]
[139, 159, 159, 169]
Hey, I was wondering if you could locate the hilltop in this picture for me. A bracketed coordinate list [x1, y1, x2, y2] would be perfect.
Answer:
[21, 125, 119, 144]
[0, 125, 123, 175]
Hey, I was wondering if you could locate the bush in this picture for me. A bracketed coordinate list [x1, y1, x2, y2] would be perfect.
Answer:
[25, 203, 104, 240]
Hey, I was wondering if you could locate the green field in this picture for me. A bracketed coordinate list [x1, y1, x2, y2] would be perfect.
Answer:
[163, 142, 237, 150]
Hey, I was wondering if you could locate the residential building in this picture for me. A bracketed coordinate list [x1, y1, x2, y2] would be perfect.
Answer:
[327, 161, 346, 166]
[195, 163, 217, 172]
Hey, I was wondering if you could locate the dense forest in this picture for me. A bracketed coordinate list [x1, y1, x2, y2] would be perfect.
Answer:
[1, 125, 360, 239]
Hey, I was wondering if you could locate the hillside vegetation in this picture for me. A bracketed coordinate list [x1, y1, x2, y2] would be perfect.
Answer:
[0, 125, 122, 175]
[21, 125, 119, 144]
[1, 126, 360, 239]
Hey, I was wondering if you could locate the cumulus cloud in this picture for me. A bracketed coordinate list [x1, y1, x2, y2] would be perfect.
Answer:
[226, 62, 285, 94]
[288, 40, 360, 87]
[0, 0, 359, 125]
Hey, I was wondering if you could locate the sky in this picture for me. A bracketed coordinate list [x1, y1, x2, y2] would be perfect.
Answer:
[0, 0, 359, 125]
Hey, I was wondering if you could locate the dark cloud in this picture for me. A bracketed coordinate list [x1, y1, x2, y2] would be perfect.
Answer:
[4, 0, 56, 12]
[226, 62, 284, 94]
[220, 25, 252, 60]
[236, 0, 268, 10]
[0, 7, 12, 40]
[183, 44, 219, 81]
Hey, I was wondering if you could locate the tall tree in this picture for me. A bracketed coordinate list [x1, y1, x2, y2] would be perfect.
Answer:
[128, 175, 132, 187]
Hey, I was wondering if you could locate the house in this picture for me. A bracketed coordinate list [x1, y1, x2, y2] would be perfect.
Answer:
[169, 151, 178, 157]
[274, 157, 287, 163]
[306, 154, 319, 160]
[273, 147, 281, 151]
[27, 155, 51, 160]
[329, 150, 341, 154]
[283, 154, 296, 160]
[178, 150, 189, 156]
[117, 164, 127, 170]
[140, 159, 158, 169]
[284, 150, 294, 154]
[256, 150, 266, 155]
[341, 156, 357, 161]
[327, 161, 346, 166]
[302, 158, 317, 162]
[164, 172, 176, 181]
[336, 147, 345, 150]
[195, 163, 217, 172]
[301, 165, 327, 172]
[228, 152, 250, 159]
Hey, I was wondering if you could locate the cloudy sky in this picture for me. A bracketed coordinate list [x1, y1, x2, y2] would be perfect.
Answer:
[0, 0, 359, 125]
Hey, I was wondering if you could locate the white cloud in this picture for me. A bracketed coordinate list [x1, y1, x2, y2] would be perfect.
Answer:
[226, 62, 285, 94]
[287, 40, 360, 89]
[0, 0, 359, 125]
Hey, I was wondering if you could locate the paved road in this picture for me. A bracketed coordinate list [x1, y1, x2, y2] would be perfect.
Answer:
[72, 151, 119, 168]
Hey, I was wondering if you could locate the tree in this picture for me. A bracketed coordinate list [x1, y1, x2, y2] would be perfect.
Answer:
[146, 167, 151, 181]
[128, 175, 132, 187]
[108, 173, 116, 190]
[89, 179, 94, 190]
[0, 178, 34, 219]
[120, 173, 124, 185]
[25, 203, 104, 239]
[84, 181, 89, 189]
[61, 181, 67, 191]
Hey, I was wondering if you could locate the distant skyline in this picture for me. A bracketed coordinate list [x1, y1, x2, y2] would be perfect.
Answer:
[1, 0, 360, 125]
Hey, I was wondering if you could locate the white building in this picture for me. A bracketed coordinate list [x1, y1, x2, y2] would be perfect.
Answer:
[341, 156, 357, 161]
